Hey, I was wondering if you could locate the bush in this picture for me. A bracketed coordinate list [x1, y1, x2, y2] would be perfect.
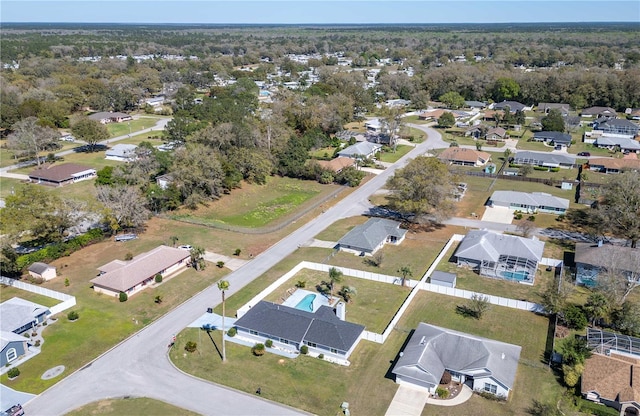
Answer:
[216, 261, 225, 268]
[295, 280, 306, 288]
[227, 327, 236, 337]
[300, 345, 309, 355]
[265, 339, 273, 348]
[7, 367, 20, 378]
[234, 248, 242, 256]
[318, 353, 324, 359]
[563, 304, 588, 330]
[514, 213, 523, 220]
[124, 252, 133, 261]
[476, 391, 507, 401]
[550, 167, 560, 172]
[527, 215, 536, 222]
[67, 311, 79, 321]
[436, 387, 450, 399]
[35, 340, 41, 347]
[64, 278, 70, 287]
[534, 166, 549, 171]
[184, 341, 197, 353]
[154, 295, 163, 304]
[577, 398, 619, 416]
[119, 292, 128, 302]
[252, 343, 266, 356]
[16, 229, 104, 270]
[154, 273, 163, 283]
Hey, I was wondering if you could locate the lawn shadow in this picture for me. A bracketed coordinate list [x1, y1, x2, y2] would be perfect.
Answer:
[455, 305, 480, 319]
[203, 326, 223, 361]
[385, 329, 415, 381]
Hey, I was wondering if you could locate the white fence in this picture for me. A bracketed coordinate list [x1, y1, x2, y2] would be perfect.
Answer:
[0, 276, 76, 315]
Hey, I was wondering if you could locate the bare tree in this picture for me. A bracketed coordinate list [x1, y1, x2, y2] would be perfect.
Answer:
[596, 249, 640, 305]
[517, 220, 536, 238]
[8, 117, 59, 165]
[95, 185, 150, 233]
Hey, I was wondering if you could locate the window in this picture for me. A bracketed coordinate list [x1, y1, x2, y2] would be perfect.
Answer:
[330, 348, 338, 354]
[281, 339, 289, 345]
[484, 383, 497, 394]
[249, 330, 258, 335]
[6, 348, 17, 362]
[307, 342, 317, 348]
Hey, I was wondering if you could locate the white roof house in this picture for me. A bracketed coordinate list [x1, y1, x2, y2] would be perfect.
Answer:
[489, 190, 569, 214]
[0, 298, 50, 334]
[337, 142, 382, 159]
[105, 144, 137, 162]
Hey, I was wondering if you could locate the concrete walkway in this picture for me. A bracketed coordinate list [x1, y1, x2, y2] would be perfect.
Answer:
[203, 251, 249, 271]
[425, 384, 473, 406]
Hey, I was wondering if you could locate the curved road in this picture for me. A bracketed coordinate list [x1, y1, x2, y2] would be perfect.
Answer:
[24, 128, 444, 415]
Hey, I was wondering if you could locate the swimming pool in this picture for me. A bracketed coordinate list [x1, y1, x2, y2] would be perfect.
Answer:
[295, 294, 316, 312]
[501, 270, 530, 281]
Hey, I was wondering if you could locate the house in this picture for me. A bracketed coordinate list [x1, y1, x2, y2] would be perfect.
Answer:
[364, 119, 383, 132]
[88, 111, 133, 124]
[482, 110, 504, 122]
[156, 174, 174, 190]
[465, 125, 485, 139]
[28, 163, 96, 187]
[513, 151, 576, 169]
[233, 300, 364, 361]
[454, 229, 544, 283]
[0, 298, 50, 335]
[0, 331, 30, 367]
[90, 245, 191, 297]
[626, 108, 640, 120]
[582, 349, 640, 415]
[143, 96, 165, 107]
[337, 218, 407, 256]
[485, 127, 507, 141]
[587, 156, 640, 174]
[392, 323, 521, 399]
[315, 157, 356, 173]
[430, 271, 457, 288]
[574, 242, 640, 287]
[417, 109, 448, 122]
[27, 262, 56, 281]
[337, 141, 382, 160]
[532, 131, 572, 147]
[594, 119, 640, 136]
[105, 144, 138, 162]
[437, 148, 491, 167]
[538, 103, 571, 115]
[488, 190, 569, 214]
[581, 106, 617, 118]
[594, 135, 640, 153]
[465, 101, 486, 109]
[492, 101, 527, 113]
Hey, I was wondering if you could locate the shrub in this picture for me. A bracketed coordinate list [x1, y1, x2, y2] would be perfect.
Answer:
[300, 345, 309, 354]
[124, 252, 133, 261]
[216, 261, 225, 268]
[577, 398, 620, 416]
[35, 340, 41, 346]
[514, 213, 523, 220]
[440, 370, 452, 384]
[64, 278, 70, 287]
[563, 304, 588, 330]
[476, 391, 507, 401]
[234, 248, 242, 256]
[67, 311, 79, 321]
[527, 215, 536, 222]
[436, 387, 450, 399]
[119, 292, 128, 302]
[154, 273, 163, 283]
[318, 353, 324, 359]
[42, 321, 47, 326]
[265, 339, 273, 348]
[227, 327, 236, 337]
[550, 167, 560, 172]
[534, 166, 549, 171]
[252, 343, 265, 356]
[154, 295, 163, 304]
[7, 367, 20, 378]
[24, 333, 30, 338]
[295, 280, 306, 288]
[184, 341, 197, 353]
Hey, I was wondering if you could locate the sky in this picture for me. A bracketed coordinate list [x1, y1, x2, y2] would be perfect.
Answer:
[2, 0, 639, 24]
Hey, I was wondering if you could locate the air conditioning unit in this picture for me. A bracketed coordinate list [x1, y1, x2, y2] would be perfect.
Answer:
[605, 349, 611, 356]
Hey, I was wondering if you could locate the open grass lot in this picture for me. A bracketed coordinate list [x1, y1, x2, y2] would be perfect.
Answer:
[263, 269, 411, 333]
[378, 144, 413, 163]
[308, 146, 337, 159]
[314, 216, 368, 241]
[105, 117, 166, 138]
[0, 286, 61, 308]
[401, 126, 427, 142]
[66, 398, 200, 416]
[515, 137, 555, 152]
[170, 176, 341, 228]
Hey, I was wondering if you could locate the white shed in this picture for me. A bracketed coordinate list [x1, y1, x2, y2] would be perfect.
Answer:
[430, 271, 457, 288]
[28, 262, 57, 281]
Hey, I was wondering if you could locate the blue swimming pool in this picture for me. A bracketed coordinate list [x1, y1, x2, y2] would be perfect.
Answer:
[295, 294, 316, 312]
[501, 270, 530, 281]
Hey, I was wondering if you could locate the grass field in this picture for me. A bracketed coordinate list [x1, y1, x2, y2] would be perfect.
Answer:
[378, 144, 413, 163]
[66, 398, 199, 416]
[105, 117, 165, 138]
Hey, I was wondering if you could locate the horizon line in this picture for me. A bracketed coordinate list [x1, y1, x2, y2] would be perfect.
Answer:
[3, 21, 640, 25]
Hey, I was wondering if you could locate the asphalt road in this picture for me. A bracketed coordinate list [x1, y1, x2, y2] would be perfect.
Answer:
[23, 129, 442, 416]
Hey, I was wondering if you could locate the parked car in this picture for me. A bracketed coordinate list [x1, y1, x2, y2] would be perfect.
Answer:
[114, 233, 137, 242]
[577, 152, 591, 157]
[554, 145, 562, 150]
[178, 245, 193, 251]
[2, 404, 24, 416]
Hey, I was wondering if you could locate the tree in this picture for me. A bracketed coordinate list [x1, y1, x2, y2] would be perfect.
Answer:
[562, 304, 588, 330]
[503, 148, 512, 161]
[493, 78, 520, 102]
[519, 164, 533, 177]
[71, 117, 109, 152]
[328, 267, 343, 303]
[541, 109, 565, 132]
[386, 156, 457, 224]
[595, 172, 640, 248]
[466, 294, 491, 319]
[539, 277, 573, 315]
[169, 236, 179, 247]
[380, 106, 404, 152]
[338, 286, 357, 303]
[172, 144, 225, 205]
[583, 292, 609, 326]
[611, 301, 640, 336]
[217, 280, 230, 362]
[399, 266, 412, 287]
[439, 91, 465, 109]
[7, 117, 59, 165]
[437, 112, 455, 128]
[95, 185, 150, 233]
[189, 246, 206, 271]
[516, 219, 536, 238]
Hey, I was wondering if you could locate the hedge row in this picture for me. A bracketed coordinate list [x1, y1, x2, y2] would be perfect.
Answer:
[16, 229, 105, 270]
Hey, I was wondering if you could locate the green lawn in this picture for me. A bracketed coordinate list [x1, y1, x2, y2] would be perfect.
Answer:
[378, 145, 413, 163]
[0, 286, 61, 308]
[67, 398, 200, 416]
[308, 146, 337, 159]
[105, 117, 166, 138]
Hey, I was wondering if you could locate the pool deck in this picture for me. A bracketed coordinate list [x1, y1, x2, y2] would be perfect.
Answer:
[282, 289, 332, 312]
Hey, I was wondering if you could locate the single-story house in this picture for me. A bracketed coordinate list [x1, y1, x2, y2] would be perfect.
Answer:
[91, 245, 191, 297]
[315, 157, 356, 173]
[0, 331, 30, 367]
[105, 144, 138, 162]
[465, 125, 485, 139]
[337, 141, 382, 160]
[454, 229, 544, 283]
[465, 101, 487, 109]
[437, 148, 491, 167]
[143, 96, 165, 107]
[392, 323, 521, 399]
[29, 163, 96, 186]
[581, 106, 617, 118]
[532, 131, 572, 147]
[156, 173, 174, 190]
[594, 136, 640, 152]
[574, 242, 640, 287]
[594, 119, 640, 136]
[485, 127, 507, 141]
[538, 103, 571, 115]
[492, 101, 527, 113]
[482, 110, 504, 122]
[512, 151, 576, 169]
[88, 111, 133, 124]
[337, 218, 407, 256]
[364, 119, 383, 132]
[582, 350, 640, 415]
[417, 109, 448, 122]
[233, 300, 364, 361]
[587, 157, 640, 174]
[626, 108, 640, 120]
[0, 298, 50, 335]
[488, 190, 569, 214]
[27, 262, 56, 281]
[430, 271, 457, 288]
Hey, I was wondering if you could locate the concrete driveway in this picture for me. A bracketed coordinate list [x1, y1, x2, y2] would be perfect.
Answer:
[385, 384, 428, 416]
[481, 206, 514, 224]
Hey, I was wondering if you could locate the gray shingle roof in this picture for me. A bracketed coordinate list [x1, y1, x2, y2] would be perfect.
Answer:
[234, 301, 364, 352]
[596, 136, 640, 150]
[513, 151, 576, 166]
[0, 330, 28, 351]
[430, 271, 456, 284]
[28, 262, 54, 275]
[337, 141, 382, 158]
[338, 218, 406, 252]
[455, 229, 545, 263]
[533, 131, 572, 144]
[575, 243, 640, 273]
[392, 323, 521, 390]
[490, 190, 569, 210]
[493, 101, 526, 112]
[0, 298, 49, 333]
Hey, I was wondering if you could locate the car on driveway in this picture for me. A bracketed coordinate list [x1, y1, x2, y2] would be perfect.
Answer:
[178, 245, 193, 251]
[577, 152, 591, 157]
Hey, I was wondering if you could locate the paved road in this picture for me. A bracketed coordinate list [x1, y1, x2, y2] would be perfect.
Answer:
[23, 128, 441, 416]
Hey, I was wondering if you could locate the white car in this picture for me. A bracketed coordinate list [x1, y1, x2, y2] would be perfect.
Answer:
[178, 245, 193, 251]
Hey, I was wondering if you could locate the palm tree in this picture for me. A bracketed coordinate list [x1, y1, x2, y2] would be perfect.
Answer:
[328, 267, 343, 304]
[399, 266, 413, 287]
[190, 246, 206, 270]
[217, 279, 230, 362]
[169, 235, 179, 247]
[339, 286, 357, 303]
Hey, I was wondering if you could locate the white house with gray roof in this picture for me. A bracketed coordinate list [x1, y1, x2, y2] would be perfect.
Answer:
[233, 300, 364, 361]
[513, 151, 576, 169]
[337, 218, 407, 256]
[392, 323, 521, 398]
[454, 229, 544, 283]
[105, 144, 138, 162]
[337, 141, 382, 160]
[489, 190, 569, 214]
[0, 298, 50, 335]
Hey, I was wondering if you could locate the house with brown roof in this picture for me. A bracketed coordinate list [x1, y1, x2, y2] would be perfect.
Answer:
[581, 106, 617, 118]
[587, 156, 640, 174]
[90, 245, 191, 298]
[417, 109, 447, 122]
[88, 111, 133, 124]
[315, 157, 356, 173]
[29, 163, 96, 187]
[437, 147, 491, 167]
[582, 351, 640, 415]
[486, 127, 508, 141]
